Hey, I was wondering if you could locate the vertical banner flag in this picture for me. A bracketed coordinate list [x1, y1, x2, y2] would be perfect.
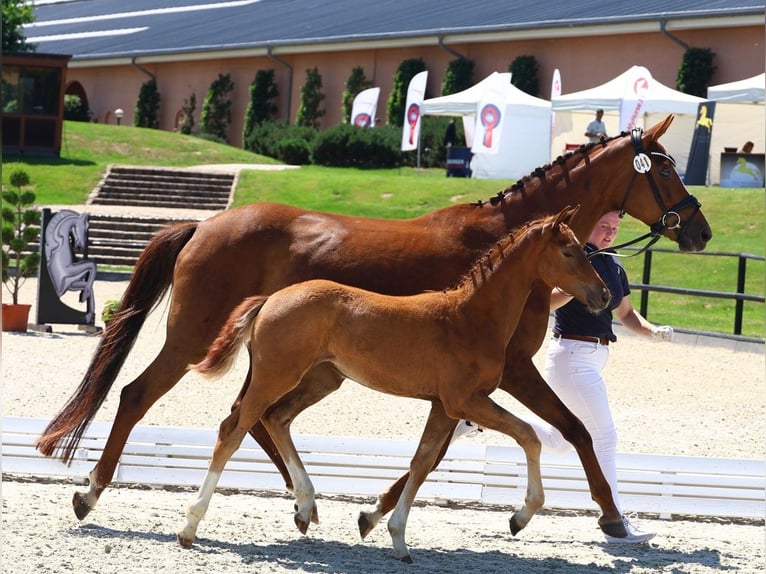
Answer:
[619, 69, 650, 131]
[351, 87, 380, 128]
[684, 101, 716, 185]
[401, 71, 428, 151]
[471, 73, 506, 155]
[550, 68, 561, 135]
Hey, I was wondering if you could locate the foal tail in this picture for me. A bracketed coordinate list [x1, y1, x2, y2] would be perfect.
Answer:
[36, 221, 199, 463]
[190, 295, 269, 378]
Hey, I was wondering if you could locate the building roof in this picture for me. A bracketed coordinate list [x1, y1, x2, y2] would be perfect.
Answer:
[25, 0, 765, 64]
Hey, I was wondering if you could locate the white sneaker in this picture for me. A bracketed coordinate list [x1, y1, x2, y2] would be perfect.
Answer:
[604, 515, 656, 544]
[451, 420, 483, 440]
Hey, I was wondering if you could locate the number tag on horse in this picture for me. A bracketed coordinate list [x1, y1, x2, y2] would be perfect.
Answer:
[633, 153, 652, 173]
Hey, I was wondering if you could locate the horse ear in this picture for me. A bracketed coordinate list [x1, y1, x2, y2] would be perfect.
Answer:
[553, 204, 580, 230]
[646, 114, 674, 141]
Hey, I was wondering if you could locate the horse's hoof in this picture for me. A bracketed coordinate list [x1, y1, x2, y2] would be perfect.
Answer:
[294, 514, 310, 535]
[509, 514, 524, 536]
[358, 512, 374, 539]
[599, 518, 628, 539]
[72, 492, 92, 521]
[399, 554, 413, 564]
[177, 533, 194, 548]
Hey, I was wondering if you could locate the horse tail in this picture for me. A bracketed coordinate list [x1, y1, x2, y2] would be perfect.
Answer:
[36, 221, 199, 463]
[190, 295, 270, 378]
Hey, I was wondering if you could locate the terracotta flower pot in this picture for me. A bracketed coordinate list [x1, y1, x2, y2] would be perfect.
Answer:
[2, 303, 31, 332]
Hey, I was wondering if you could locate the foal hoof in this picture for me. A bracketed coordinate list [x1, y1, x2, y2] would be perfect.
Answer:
[177, 533, 194, 548]
[509, 513, 525, 536]
[72, 492, 92, 521]
[294, 513, 310, 535]
[399, 554, 413, 564]
[358, 513, 375, 540]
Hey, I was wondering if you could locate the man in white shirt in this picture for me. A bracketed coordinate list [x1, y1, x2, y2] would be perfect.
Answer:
[585, 109, 608, 143]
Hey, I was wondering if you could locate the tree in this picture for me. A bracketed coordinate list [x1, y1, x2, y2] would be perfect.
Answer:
[134, 78, 161, 128]
[200, 73, 234, 142]
[509, 55, 539, 96]
[386, 58, 426, 127]
[341, 67, 373, 123]
[441, 58, 474, 96]
[242, 69, 278, 144]
[179, 93, 196, 135]
[296, 67, 326, 129]
[2, 0, 36, 53]
[677, 47, 716, 97]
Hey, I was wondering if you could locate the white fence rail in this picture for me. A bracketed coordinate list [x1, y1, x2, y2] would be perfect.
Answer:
[3, 417, 763, 520]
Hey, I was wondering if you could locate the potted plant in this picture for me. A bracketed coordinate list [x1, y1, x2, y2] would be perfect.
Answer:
[2, 169, 41, 332]
[101, 299, 121, 326]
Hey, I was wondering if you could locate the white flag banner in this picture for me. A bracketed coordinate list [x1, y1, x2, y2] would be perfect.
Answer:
[401, 71, 428, 151]
[471, 74, 506, 155]
[551, 68, 561, 132]
[351, 87, 380, 128]
[619, 69, 650, 131]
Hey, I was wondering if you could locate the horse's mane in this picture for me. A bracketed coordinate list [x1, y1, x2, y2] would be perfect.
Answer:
[451, 214, 551, 293]
[471, 131, 628, 208]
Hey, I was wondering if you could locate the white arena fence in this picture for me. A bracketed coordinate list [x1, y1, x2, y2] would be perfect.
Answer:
[3, 416, 764, 521]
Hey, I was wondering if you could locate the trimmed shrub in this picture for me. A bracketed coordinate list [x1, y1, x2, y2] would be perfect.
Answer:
[277, 137, 312, 165]
[677, 47, 716, 97]
[64, 94, 90, 122]
[243, 120, 317, 159]
[509, 55, 539, 96]
[312, 124, 401, 168]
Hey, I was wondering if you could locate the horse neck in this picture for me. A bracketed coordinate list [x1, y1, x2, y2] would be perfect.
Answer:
[455, 227, 542, 344]
[496, 141, 632, 242]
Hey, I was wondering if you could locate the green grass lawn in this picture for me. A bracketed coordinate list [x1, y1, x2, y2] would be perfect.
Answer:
[3, 121, 764, 338]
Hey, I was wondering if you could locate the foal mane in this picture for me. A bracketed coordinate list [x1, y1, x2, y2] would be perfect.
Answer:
[471, 131, 628, 208]
[452, 215, 550, 292]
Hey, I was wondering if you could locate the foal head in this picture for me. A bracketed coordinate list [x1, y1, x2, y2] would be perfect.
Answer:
[538, 206, 610, 313]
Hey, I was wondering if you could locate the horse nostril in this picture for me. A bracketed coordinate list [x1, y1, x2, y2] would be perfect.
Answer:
[601, 288, 611, 304]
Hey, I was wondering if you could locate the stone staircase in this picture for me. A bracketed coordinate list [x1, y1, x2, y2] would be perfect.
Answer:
[82, 165, 235, 267]
[90, 166, 234, 210]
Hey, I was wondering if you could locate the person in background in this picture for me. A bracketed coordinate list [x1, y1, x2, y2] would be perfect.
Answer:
[526, 210, 673, 543]
[444, 119, 457, 147]
[741, 141, 754, 153]
[585, 109, 608, 143]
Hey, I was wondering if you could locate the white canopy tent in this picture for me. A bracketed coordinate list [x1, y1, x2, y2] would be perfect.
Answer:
[705, 73, 765, 185]
[550, 66, 705, 174]
[421, 72, 552, 180]
[707, 73, 765, 103]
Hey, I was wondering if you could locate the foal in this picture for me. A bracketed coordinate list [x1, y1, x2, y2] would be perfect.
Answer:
[178, 206, 610, 561]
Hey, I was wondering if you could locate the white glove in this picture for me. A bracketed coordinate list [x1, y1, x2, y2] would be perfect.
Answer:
[651, 325, 674, 341]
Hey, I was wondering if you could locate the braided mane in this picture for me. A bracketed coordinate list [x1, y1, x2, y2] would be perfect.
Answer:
[471, 131, 628, 208]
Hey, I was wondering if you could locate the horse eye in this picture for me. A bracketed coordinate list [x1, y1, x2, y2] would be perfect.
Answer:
[660, 167, 671, 177]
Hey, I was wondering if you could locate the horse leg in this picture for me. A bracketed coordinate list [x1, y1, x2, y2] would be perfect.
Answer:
[500, 353, 625, 536]
[72, 350, 193, 520]
[261, 412, 319, 534]
[447, 394, 545, 534]
[244, 364, 346, 493]
[358, 421, 457, 540]
[386, 401, 457, 563]
[178, 409, 252, 547]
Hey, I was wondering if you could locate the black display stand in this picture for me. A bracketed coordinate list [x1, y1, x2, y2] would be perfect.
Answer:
[445, 146, 473, 177]
[31, 208, 100, 333]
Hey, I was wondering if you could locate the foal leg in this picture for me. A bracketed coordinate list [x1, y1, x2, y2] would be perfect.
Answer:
[178, 409, 252, 547]
[261, 413, 319, 534]
[448, 394, 545, 534]
[358, 420, 457, 540]
[385, 402, 457, 563]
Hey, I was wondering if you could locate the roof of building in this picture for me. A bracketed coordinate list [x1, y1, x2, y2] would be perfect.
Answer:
[25, 0, 766, 63]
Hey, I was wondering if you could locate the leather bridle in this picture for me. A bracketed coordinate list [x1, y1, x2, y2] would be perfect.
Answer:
[588, 127, 702, 259]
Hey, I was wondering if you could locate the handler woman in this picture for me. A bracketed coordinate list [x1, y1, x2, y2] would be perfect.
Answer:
[532, 211, 673, 544]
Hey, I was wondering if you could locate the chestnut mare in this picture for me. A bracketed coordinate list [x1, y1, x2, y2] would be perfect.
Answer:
[178, 207, 610, 561]
[37, 116, 711, 540]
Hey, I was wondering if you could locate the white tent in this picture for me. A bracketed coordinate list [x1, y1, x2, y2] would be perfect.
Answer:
[421, 72, 552, 180]
[707, 73, 765, 103]
[550, 66, 705, 173]
[706, 73, 765, 185]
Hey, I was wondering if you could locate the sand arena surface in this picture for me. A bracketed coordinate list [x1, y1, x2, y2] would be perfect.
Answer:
[2, 277, 764, 573]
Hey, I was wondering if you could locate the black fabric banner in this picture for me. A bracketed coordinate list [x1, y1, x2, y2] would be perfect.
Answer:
[684, 101, 716, 185]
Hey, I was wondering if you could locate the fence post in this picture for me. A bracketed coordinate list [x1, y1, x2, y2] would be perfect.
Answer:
[735, 256, 747, 335]
[639, 250, 653, 318]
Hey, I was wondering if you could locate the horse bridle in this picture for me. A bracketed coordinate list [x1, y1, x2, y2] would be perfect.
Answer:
[588, 127, 702, 259]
